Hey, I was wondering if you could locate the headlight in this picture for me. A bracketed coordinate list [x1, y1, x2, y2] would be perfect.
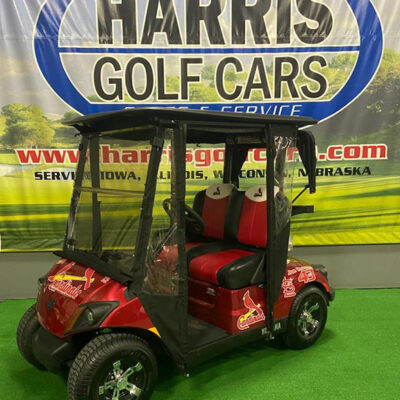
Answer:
[84, 308, 95, 325]
[37, 275, 48, 299]
[37, 275, 47, 293]
[64, 301, 119, 334]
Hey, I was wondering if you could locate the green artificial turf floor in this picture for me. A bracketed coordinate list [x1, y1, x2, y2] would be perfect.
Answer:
[1, 289, 399, 400]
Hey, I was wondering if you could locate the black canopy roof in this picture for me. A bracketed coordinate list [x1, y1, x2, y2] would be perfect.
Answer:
[65, 108, 316, 143]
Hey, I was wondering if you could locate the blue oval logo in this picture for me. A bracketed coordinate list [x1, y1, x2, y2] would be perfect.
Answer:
[34, 0, 383, 121]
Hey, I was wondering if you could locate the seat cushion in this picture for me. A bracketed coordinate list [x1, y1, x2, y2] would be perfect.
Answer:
[189, 248, 264, 289]
[186, 241, 233, 265]
[217, 251, 264, 289]
[185, 242, 204, 251]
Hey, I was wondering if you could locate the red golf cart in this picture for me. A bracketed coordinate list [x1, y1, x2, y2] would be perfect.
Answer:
[17, 109, 334, 400]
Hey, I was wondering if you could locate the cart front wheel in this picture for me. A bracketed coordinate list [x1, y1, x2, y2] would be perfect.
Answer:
[68, 333, 157, 400]
[285, 286, 328, 350]
[16, 304, 46, 370]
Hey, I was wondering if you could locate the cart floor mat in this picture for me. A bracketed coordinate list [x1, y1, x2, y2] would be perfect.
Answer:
[188, 315, 230, 349]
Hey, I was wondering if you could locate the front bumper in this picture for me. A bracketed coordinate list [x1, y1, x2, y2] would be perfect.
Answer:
[328, 288, 335, 302]
[32, 327, 79, 373]
[312, 264, 335, 303]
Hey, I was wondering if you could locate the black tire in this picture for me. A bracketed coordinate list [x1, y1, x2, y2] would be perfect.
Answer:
[284, 286, 328, 350]
[68, 333, 158, 400]
[16, 304, 46, 370]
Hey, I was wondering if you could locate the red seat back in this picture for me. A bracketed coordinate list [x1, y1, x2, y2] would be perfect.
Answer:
[193, 183, 235, 240]
[236, 185, 268, 248]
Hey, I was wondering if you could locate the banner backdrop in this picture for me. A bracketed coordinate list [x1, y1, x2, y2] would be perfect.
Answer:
[0, 0, 399, 251]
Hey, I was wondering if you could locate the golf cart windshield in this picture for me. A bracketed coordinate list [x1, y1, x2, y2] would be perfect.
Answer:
[65, 129, 165, 275]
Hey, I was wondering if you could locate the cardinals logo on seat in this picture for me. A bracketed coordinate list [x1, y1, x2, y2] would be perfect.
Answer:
[237, 291, 265, 330]
[254, 187, 263, 198]
[213, 186, 221, 196]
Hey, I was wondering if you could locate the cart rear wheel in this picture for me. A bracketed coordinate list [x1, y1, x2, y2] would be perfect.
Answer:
[16, 304, 46, 370]
[68, 333, 157, 400]
[284, 286, 327, 350]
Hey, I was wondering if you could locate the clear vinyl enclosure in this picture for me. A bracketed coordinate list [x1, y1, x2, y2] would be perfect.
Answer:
[273, 135, 295, 236]
[65, 129, 181, 289]
[65, 128, 296, 277]
[65, 135, 152, 274]
[61, 108, 316, 365]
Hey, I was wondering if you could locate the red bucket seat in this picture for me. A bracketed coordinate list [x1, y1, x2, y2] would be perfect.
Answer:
[186, 183, 236, 254]
[188, 185, 272, 289]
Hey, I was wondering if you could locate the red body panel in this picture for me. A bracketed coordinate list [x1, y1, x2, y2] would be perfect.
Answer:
[36, 258, 155, 338]
[37, 256, 331, 340]
[188, 258, 331, 334]
[188, 279, 267, 333]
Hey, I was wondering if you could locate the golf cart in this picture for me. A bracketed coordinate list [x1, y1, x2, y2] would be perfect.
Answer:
[17, 109, 334, 400]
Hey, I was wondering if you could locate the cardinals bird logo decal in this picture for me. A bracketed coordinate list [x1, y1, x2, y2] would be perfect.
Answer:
[47, 262, 95, 299]
[254, 187, 263, 198]
[237, 291, 265, 330]
[48, 263, 95, 290]
[213, 186, 221, 196]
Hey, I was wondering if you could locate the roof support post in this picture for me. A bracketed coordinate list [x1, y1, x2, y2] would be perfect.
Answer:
[131, 127, 165, 292]
[175, 123, 189, 355]
[265, 124, 276, 333]
[90, 135, 102, 254]
[223, 143, 234, 184]
[65, 136, 89, 250]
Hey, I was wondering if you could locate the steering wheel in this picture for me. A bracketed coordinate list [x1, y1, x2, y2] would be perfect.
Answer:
[162, 198, 205, 236]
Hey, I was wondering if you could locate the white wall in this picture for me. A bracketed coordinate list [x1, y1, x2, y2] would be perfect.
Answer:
[0, 245, 399, 299]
